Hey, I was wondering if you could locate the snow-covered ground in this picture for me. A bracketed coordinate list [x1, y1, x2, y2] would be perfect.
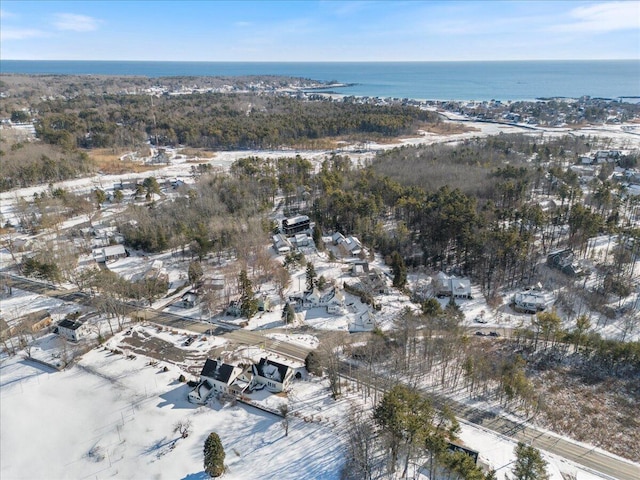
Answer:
[1, 347, 616, 480]
[0, 350, 345, 480]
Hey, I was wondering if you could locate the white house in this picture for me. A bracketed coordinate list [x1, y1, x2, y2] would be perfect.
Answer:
[188, 358, 243, 403]
[272, 234, 292, 254]
[57, 319, 87, 342]
[92, 244, 126, 263]
[303, 287, 345, 312]
[349, 310, 376, 332]
[512, 289, 552, 313]
[251, 357, 294, 393]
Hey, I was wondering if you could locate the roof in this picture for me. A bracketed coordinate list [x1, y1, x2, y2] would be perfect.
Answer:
[283, 215, 309, 225]
[254, 357, 292, 383]
[102, 244, 126, 256]
[58, 319, 83, 330]
[200, 359, 237, 384]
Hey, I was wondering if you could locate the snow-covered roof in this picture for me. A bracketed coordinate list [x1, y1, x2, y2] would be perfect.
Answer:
[253, 357, 292, 384]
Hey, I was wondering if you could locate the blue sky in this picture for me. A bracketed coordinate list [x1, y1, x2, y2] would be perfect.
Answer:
[1, 1, 638, 61]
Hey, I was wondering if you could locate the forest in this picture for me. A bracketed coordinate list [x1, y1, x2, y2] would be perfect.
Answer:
[27, 92, 437, 150]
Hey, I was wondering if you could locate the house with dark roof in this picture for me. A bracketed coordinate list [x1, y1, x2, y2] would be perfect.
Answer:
[57, 319, 86, 342]
[251, 357, 294, 393]
[547, 248, 584, 276]
[188, 358, 243, 403]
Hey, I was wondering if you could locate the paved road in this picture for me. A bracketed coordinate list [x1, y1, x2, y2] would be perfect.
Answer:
[1, 272, 310, 361]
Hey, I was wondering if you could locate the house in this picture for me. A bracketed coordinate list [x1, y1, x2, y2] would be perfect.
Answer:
[229, 368, 253, 397]
[256, 294, 271, 312]
[338, 236, 363, 257]
[272, 234, 292, 254]
[512, 289, 551, 313]
[350, 260, 370, 276]
[433, 272, 471, 298]
[201, 276, 225, 292]
[57, 319, 87, 342]
[331, 232, 346, 245]
[595, 150, 620, 164]
[358, 269, 391, 295]
[226, 300, 241, 316]
[18, 310, 52, 333]
[281, 215, 310, 236]
[349, 310, 376, 332]
[92, 244, 127, 263]
[177, 291, 199, 309]
[323, 288, 344, 314]
[251, 357, 294, 393]
[188, 358, 243, 404]
[302, 287, 345, 311]
[294, 233, 309, 247]
[547, 248, 584, 276]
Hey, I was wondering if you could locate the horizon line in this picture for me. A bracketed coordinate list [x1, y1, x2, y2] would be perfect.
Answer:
[2, 58, 639, 63]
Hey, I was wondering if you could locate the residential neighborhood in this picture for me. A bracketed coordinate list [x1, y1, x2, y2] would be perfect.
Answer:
[1, 44, 640, 480]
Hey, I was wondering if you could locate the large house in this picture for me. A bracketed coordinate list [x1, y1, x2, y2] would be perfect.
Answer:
[281, 215, 311, 236]
[188, 358, 243, 404]
[251, 357, 294, 393]
[299, 287, 345, 312]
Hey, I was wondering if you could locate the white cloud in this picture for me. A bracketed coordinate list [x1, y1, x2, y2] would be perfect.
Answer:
[550, 1, 640, 33]
[234, 21, 252, 27]
[53, 13, 99, 32]
[1, 27, 46, 41]
[0, 9, 16, 19]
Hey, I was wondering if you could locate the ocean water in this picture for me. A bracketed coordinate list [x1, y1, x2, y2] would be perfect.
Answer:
[1, 60, 638, 101]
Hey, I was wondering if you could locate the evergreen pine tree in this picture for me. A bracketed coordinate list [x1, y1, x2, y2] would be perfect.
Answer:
[203, 432, 225, 477]
[238, 270, 258, 319]
[391, 251, 407, 288]
[511, 442, 549, 480]
[305, 350, 323, 376]
[313, 223, 324, 251]
[306, 262, 317, 291]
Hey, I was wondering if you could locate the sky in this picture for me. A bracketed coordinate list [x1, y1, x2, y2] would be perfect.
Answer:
[1, 0, 639, 61]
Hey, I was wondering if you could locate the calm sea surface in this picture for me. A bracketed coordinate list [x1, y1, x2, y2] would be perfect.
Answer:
[1, 60, 638, 101]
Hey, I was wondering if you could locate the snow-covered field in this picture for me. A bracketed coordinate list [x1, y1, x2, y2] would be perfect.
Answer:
[0, 348, 346, 480]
